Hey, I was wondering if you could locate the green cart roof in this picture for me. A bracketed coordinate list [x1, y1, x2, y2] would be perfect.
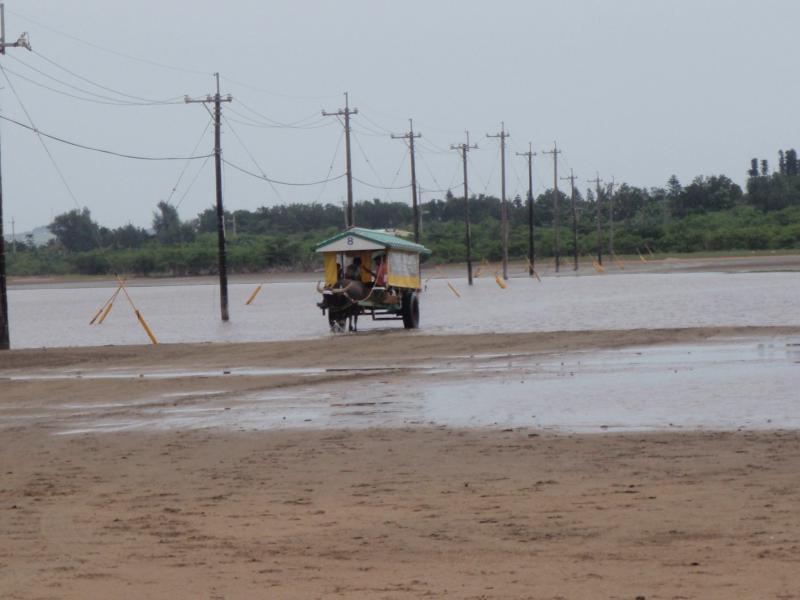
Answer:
[315, 227, 431, 255]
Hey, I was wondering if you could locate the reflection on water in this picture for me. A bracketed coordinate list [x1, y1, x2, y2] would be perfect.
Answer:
[22, 338, 797, 435]
[7, 270, 800, 348]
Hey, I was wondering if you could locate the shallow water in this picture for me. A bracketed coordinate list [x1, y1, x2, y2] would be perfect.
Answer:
[7, 270, 800, 348]
[4, 338, 798, 435]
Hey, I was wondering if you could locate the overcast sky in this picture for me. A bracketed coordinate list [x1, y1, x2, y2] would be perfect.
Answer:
[1, 0, 798, 231]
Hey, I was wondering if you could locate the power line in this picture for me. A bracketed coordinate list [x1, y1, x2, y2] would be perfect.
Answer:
[352, 176, 410, 191]
[7, 8, 211, 76]
[220, 75, 340, 101]
[314, 130, 345, 204]
[166, 119, 213, 205]
[30, 50, 183, 104]
[1, 63, 181, 106]
[223, 159, 346, 187]
[175, 155, 212, 209]
[0, 113, 213, 160]
[351, 130, 394, 200]
[232, 99, 332, 129]
[0, 62, 83, 214]
[222, 114, 284, 203]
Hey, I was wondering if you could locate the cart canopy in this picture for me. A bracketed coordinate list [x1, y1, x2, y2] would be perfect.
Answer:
[315, 228, 431, 288]
[314, 227, 431, 255]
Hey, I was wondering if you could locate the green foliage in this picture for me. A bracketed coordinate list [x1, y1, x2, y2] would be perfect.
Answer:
[14, 172, 800, 278]
[48, 207, 100, 252]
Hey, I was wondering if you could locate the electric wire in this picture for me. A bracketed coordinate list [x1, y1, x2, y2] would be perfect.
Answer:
[314, 130, 345, 204]
[351, 130, 392, 198]
[220, 75, 340, 101]
[416, 150, 445, 192]
[234, 98, 330, 129]
[358, 112, 394, 134]
[0, 114, 213, 161]
[221, 114, 284, 203]
[225, 105, 332, 130]
[165, 119, 213, 205]
[223, 159, 346, 187]
[1, 63, 181, 106]
[30, 50, 184, 104]
[352, 177, 411, 191]
[175, 155, 212, 209]
[0, 62, 83, 212]
[8, 8, 211, 77]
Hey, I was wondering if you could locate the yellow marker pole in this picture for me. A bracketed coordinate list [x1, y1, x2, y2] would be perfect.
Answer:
[115, 276, 158, 345]
[446, 281, 461, 298]
[638, 251, 647, 263]
[525, 257, 542, 282]
[97, 288, 120, 325]
[245, 284, 263, 305]
[435, 266, 461, 298]
[90, 284, 122, 324]
[135, 310, 158, 345]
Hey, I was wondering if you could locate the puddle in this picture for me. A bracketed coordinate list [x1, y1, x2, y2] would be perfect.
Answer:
[9, 338, 800, 436]
[7, 366, 325, 382]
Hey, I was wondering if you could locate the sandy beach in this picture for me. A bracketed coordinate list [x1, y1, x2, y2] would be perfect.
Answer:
[2, 326, 800, 598]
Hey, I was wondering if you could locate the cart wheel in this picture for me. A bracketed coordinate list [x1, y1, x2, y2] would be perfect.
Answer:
[401, 291, 419, 329]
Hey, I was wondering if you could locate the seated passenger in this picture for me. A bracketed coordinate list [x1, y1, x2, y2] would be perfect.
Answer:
[374, 254, 388, 287]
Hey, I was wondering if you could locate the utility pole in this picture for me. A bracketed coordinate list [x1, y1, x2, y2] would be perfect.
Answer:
[185, 73, 233, 322]
[588, 173, 603, 265]
[543, 142, 562, 272]
[323, 92, 358, 228]
[561, 169, 579, 271]
[417, 183, 423, 237]
[0, 4, 31, 350]
[391, 119, 421, 242]
[487, 122, 510, 280]
[516, 143, 536, 275]
[451, 132, 478, 285]
[608, 176, 615, 258]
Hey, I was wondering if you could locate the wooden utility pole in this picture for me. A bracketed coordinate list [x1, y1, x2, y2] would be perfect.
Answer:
[561, 169, 579, 271]
[185, 73, 233, 322]
[516, 143, 536, 275]
[451, 132, 478, 285]
[391, 119, 421, 242]
[588, 173, 603, 265]
[543, 142, 562, 272]
[417, 183, 423, 237]
[0, 3, 31, 350]
[607, 177, 615, 258]
[486, 123, 510, 280]
[323, 92, 358, 228]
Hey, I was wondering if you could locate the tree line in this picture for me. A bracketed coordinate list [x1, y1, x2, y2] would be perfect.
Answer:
[6, 151, 800, 276]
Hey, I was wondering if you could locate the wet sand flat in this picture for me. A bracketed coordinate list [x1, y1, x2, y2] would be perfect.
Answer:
[2, 426, 800, 599]
[2, 326, 800, 598]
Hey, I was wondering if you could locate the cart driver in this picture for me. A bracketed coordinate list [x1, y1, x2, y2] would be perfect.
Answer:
[344, 257, 362, 281]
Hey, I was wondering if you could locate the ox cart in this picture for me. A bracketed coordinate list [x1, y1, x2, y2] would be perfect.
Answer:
[315, 228, 431, 332]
